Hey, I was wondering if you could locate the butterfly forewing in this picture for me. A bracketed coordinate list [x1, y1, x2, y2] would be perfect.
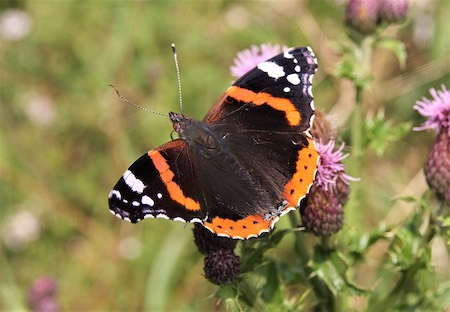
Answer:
[109, 140, 207, 223]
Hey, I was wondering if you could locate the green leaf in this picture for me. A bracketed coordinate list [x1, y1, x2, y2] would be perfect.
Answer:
[335, 56, 356, 80]
[378, 38, 407, 68]
[261, 261, 280, 302]
[310, 246, 366, 296]
[239, 246, 264, 274]
[278, 259, 309, 285]
[387, 212, 431, 271]
[214, 284, 238, 300]
[333, 39, 374, 89]
[430, 281, 450, 309]
[437, 214, 450, 245]
[344, 224, 394, 261]
[239, 229, 291, 273]
[363, 111, 412, 156]
[335, 56, 374, 89]
[224, 299, 243, 312]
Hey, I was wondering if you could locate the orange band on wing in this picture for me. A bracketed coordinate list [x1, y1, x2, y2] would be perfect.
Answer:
[149, 150, 201, 211]
[226, 86, 301, 126]
[203, 214, 276, 239]
[283, 138, 319, 206]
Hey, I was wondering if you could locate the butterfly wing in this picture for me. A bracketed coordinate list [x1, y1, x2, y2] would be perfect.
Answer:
[199, 47, 319, 237]
[204, 47, 317, 133]
[109, 140, 207, 224]
[109, 46, 319, 239]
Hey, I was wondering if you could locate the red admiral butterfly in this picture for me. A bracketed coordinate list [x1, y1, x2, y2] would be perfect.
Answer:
[109, 46, 319, 239]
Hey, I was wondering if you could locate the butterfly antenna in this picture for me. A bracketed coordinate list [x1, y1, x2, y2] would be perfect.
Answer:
[171, 43, 183, 114]
[108, 84, 168, 117]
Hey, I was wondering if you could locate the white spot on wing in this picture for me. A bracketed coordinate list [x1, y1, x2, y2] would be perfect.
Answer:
[295, 65, 300, 72]
[279, 207, 295, 217]
[173, 217, 186, 223]
[257, 61, 285, 79]
[142, 195, 154, 207]
[287, 73, 300, 85]
[283, 50, 294, 59]
[109, 190, 121, 199]
[157, 193, 162, 199]
[123, 170, 145, 194]
[132, 201, 140, 207]
[156, 214, 169, 219]
[283, 87, 290, 92]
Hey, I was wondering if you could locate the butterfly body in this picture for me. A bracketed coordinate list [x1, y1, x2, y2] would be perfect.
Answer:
[109, 47, 319, 239]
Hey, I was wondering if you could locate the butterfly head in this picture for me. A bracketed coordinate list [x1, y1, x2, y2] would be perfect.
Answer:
[169, 112, 220, 156]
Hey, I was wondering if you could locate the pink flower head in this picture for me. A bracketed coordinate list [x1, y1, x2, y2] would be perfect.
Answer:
[315, 140, 357, 191]
[413, 85, 450, 134]
[27, 276, 59, 312]
[230, 43, 288, 79]
[345, 0, 380, 34]
[379, 0, 409, 23]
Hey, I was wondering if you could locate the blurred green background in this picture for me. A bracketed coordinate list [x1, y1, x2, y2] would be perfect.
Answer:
[1, 1, 449, 311]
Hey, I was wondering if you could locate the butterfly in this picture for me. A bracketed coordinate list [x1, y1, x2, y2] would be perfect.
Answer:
[109, 46, 319, 239]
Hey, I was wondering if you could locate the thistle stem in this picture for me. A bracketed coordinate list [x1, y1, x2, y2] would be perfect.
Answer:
[289, 213, 335, 311]
[347, 35, 374, 222]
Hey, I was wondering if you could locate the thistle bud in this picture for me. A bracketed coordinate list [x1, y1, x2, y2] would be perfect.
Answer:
[300, 184, 345, 236]
[424, 129, 450, 205]
[204, 249, 241, 285]
[379, 0, 409, 23]
[345, 0, 380, 34]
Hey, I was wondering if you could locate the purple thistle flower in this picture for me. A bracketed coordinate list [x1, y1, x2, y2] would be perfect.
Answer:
[314, 140, 358, 192]
[345, 0, 380, 34]
[27, 276, 59, 312]
[379, 0, 409, 23]
[414, 84, 450, 205]
[230, 43, 288, 78]
[413, 85, 450, 135]
[300, 138, 357, 236]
